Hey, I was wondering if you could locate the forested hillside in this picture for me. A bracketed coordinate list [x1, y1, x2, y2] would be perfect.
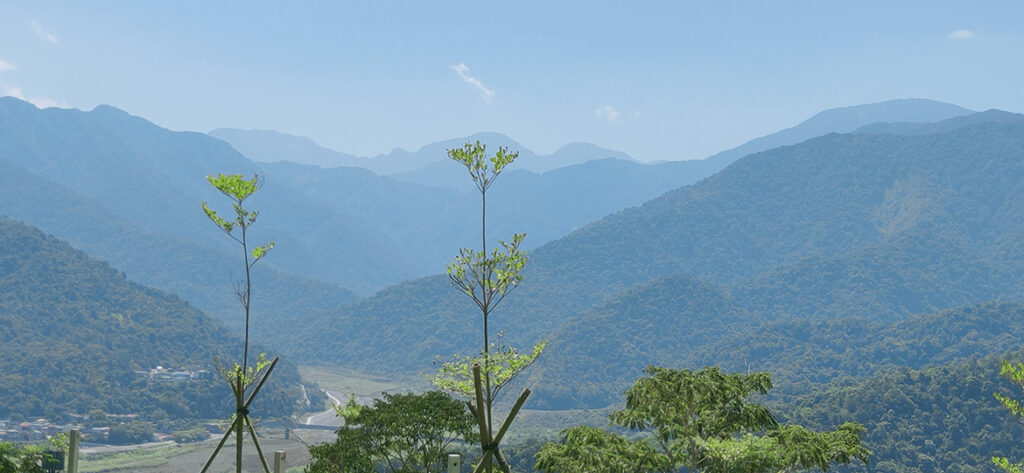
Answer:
[778, 351, 1024, 473]
[0, 215, 305, 420]
[291, 111, 1024, 413]
[531, 300, 1024, 408]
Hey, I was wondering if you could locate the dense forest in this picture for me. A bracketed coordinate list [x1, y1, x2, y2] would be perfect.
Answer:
[0, 215, 308, 420]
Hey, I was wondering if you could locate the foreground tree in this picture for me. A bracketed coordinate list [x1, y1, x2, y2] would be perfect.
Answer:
[306, 391, 476, 473]
[536, 366, 870, 473]
[993, 360, 1024, 473]
[0, 441, 61, 473]
[199, 174, 279, 473]
[431, 141, 545, 473]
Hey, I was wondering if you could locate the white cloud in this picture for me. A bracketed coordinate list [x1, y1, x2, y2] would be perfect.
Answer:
[0, 56, 64, 108]
[0, 57, 15, 74]
[948, 29, 975, 40]
[450, 62, 494, 103]
[30, 20, 58, 44]
[595, 105, 620, 121]
[1, 87, 60, 108]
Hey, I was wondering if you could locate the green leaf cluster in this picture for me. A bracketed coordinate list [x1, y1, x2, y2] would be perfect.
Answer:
[201, 173, 275, 263]
[0, 442, 55, 473]
[537, 366, 869, 473]
[306, 391, 476, 473]
[432, 337, 546, 401]
[447, 234, 528, 312]
[993, 360, 1024, 473]
[447, 141, 519, 192]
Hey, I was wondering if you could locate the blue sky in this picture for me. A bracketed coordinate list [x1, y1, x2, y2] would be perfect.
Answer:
[1, 1, 1021, 161]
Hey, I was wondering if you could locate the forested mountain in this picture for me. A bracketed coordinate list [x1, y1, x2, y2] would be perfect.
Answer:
[779, 350, 1024, 473]
[262, 157, 724, 274]
[704, 98, 971, 167]
[217, 100, 974, 277]
[0, 156, 356, 340]
[291, 110, 1024, 409]
[0, 215, 305, 420]
[530, 298, 1024, 408]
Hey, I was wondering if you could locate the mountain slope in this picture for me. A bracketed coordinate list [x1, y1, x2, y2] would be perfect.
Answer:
[0, 97, 409, 294]
[0, 130, 358, 339]
[208, 128, 368, 169]
[779, 350, 1024, 473]
[0, 215, 305, 419]
[705, 98, 972, 168]
[292, 111, 1024, 393]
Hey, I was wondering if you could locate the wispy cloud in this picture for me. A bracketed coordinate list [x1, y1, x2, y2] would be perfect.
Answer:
[30, 20, 58, 44]
[0, 58, 63, 108]
[450, 62, 494, 103]
[595, 105, 620, 121]
[948, 29, 975, 40]
[0, 57, 15, 74]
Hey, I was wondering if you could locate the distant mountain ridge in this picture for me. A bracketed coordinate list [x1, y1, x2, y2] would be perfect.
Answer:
[214, 98, 971, 190]
[210, 129, 634, 178]
[208, 128, 369, 169]
[704, 98, 972, 167]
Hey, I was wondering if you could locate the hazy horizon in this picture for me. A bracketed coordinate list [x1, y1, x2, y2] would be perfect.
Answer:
[2, 2, 1022, 162]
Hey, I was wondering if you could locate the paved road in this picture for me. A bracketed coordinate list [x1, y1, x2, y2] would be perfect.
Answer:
[303, 390, 344, 427]
[302, 389, 381, 428]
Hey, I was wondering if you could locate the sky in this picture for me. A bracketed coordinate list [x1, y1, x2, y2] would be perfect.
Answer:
[1, 1, 1022, 162]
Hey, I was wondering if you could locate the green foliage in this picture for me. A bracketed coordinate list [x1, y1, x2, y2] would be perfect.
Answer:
[432, 336, 546, 401]
[201, 173, 275, 263]
[447, 140, 519, 192]
[108, 421, 157, 445]
[534, 426, 670, 473]
[306, 391, 476, 473]
[993, 360, 1024, 473]
[531, 284, 1024, 409]
[447, 234, 528, 310]
[435, 141, 544, 473]
[538, 366, 868, 473]
[0, 442, 55, 473]
[780, 352, 1024, 473]
[172, 427, 209, 444]
[609, 366, 778, 470]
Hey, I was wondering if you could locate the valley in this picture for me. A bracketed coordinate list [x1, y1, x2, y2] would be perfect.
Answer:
[1, 95, 1023, 472]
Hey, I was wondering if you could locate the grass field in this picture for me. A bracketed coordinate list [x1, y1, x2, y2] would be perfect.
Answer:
[68, 365, 595, 472]
[298, 365, 428, 398]
[77, 431, 329, 473]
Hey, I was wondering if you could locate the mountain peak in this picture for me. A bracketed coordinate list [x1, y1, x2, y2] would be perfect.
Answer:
[800, 98, 974, 134]
[703, 98, 973, 169]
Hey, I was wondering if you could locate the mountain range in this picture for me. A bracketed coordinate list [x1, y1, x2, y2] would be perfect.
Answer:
[3, 95, 1023, 471]
[283, 108, 1024, 409]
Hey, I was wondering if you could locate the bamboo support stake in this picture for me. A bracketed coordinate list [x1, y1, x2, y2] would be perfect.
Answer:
[67, 429, 80, 473]
[201, 356, 280, 473]
[274, 451, 286, 473]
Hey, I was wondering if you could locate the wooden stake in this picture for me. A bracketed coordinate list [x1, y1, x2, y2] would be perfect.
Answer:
[66, 429, 80, 473]
[274, 451, 286, 473]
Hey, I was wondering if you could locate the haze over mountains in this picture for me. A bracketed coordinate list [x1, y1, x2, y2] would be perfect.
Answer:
[4, 95, 1022, 470]
[286, 108, 1024, 387]
[0, 96, 983, 344]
